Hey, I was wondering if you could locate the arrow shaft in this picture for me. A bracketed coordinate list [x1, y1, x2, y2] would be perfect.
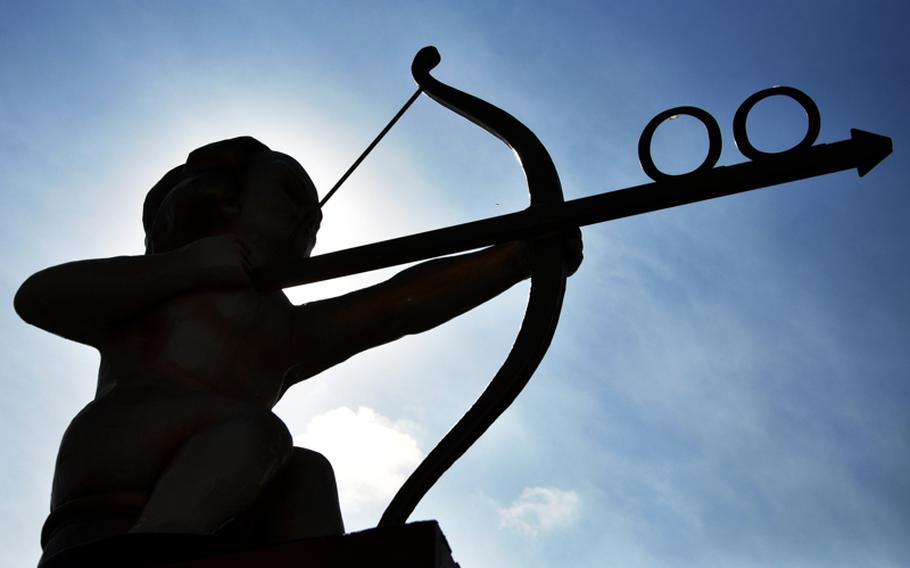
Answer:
[255, 136, 874, 290]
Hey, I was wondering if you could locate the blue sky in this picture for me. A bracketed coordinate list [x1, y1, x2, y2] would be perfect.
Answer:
[1, 1, 907, 566]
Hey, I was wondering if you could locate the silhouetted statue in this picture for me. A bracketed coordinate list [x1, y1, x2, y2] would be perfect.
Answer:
[14, 136, 582, 566]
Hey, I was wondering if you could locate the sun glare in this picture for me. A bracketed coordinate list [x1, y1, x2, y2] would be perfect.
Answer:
[113, 92, 420, 303]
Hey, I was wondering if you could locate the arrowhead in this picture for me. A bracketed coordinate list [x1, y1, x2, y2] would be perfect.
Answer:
[852, 128, 893, 177]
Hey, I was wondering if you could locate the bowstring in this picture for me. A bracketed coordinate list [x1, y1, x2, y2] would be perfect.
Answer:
[318, 87, 423, 209]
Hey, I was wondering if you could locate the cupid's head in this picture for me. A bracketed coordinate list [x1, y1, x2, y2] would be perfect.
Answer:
[143, 137, 321, 261]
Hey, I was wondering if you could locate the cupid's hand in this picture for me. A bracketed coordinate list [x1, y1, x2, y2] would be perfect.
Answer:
[178, 235, 254, 289]
[530, 227, 584, 277]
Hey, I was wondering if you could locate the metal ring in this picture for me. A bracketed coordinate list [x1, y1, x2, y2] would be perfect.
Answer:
[733, 86, 820, 160]
[638, 106, 722, 181]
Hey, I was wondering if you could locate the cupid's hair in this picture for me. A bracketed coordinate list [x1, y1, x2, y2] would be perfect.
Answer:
[142, 136, 271, 254]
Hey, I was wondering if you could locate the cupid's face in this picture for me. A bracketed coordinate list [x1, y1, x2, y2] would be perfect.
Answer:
[237, 153, 322, 265]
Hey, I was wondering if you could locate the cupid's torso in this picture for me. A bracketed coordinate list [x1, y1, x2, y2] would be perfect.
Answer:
[97, 290, 294, 406]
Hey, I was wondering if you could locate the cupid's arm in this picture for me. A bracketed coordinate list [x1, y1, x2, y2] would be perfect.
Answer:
[14, 235, 252, 346]
[285, 236, 579, 385]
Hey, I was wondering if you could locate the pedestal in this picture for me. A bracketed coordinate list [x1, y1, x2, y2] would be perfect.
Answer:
[41, 521, 459, 567]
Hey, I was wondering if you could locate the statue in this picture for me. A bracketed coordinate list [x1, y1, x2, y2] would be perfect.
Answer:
[14, 44, 890, 567]
[14, 136, 583, 566]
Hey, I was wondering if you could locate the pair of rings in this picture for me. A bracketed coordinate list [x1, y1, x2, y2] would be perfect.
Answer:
[638, 86, 821, 181]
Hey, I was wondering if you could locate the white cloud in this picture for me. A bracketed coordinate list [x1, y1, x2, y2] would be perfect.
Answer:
[498, 486, 582, 536]
[291, 406, 423, 529]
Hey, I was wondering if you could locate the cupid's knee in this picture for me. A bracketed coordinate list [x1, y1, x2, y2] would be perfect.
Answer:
[222, 407, 293, 465]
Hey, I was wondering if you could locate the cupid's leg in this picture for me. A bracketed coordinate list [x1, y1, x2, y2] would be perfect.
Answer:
[242, 447, 344, 542]
[131, 408, 292, 534]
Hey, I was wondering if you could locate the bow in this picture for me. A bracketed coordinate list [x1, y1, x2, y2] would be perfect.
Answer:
[375, 46, 568, 526]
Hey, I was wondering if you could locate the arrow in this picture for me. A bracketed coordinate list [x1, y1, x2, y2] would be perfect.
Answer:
[254, 129, 892, 290]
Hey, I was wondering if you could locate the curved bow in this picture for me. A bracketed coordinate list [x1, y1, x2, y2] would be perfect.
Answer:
[378, 46, 568, 526]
